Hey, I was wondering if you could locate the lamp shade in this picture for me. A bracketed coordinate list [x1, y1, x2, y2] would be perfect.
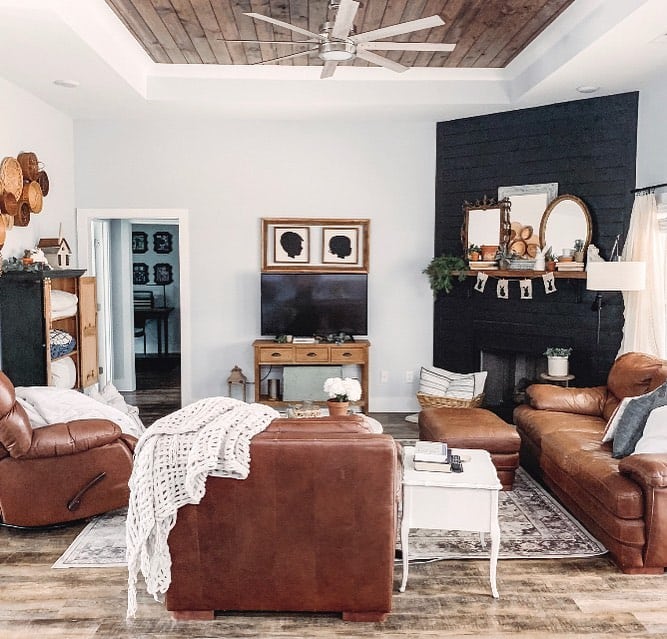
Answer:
[586, 261, 646, 291]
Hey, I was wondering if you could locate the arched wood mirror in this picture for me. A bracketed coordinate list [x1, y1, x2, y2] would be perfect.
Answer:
[462, 198, 511, 256]
[539, 195, 592, 257]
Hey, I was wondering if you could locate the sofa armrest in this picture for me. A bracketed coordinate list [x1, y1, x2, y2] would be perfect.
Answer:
[20, 419, 122, 460]
[619, 453, 667, 568]
[619, 454, 667, 488]
[525, 384, 607, 416]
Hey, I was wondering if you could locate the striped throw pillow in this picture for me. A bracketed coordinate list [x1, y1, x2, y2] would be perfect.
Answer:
[419, 366, 487, 400]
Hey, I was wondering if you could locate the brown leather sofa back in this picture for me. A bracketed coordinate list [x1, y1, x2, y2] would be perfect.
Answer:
[165, 423, 399, 622]
[603, 352, 667, 420]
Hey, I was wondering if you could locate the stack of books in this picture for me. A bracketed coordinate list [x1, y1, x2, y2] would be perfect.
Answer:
[556, 261, 585, 271]
[413, 441, 451, 472]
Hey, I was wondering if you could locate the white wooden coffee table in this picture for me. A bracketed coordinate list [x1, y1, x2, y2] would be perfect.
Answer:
[399, 446, 502, 598]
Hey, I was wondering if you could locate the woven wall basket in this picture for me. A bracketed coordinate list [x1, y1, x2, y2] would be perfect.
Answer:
[23, 181, 43, 213]
[0, 157, 23, 200]
[17, 152, 39, 181]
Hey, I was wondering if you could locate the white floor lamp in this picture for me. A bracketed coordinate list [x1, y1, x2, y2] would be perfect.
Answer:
[586, 260, 646, 349]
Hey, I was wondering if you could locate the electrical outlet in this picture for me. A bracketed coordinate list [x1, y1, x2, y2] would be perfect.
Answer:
[405, 370, 414, 383]
[380, 370, 389, 383]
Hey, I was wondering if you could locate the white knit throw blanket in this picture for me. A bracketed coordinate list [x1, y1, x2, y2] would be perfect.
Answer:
[126, 397, 279, 618]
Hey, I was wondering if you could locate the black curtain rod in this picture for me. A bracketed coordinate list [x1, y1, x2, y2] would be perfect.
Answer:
[631, 182, 667, 194]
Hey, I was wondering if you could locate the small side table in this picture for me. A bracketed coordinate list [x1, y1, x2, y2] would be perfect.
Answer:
[400, 446, 501, 598]
[539, 373, 575, 387]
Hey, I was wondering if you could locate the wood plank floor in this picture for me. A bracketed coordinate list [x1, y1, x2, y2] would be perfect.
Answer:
[2, 365, 665, 637]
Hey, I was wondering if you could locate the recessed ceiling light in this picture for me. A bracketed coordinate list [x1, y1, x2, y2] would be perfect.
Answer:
[53, 79, 80, 88]
[576, 85, 599, 94]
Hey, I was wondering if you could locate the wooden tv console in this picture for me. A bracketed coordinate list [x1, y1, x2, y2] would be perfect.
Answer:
[253, 339, 370, 410]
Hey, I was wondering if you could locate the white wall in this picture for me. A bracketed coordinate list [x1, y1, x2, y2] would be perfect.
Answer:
[637, 76, 667, 191]
[0, 76, 74, 259]
[74, 119, 436, 411]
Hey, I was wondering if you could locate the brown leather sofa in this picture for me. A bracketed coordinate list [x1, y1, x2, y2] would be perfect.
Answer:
[0, 370, 137, 527]
[514, 352, 667, 574]
[165, 415, 400, 622]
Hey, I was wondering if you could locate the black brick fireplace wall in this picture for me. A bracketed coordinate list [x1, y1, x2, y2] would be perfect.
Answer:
[434, 93, 639, 389]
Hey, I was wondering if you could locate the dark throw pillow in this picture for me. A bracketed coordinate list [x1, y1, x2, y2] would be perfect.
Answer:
[612, 381, 667, 458]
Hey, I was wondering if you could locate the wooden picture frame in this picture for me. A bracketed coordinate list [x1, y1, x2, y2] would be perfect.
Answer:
[262, 218, 369, 272]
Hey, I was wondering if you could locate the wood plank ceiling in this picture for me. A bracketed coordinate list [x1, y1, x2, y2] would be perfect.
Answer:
[104, 0, 575, 70]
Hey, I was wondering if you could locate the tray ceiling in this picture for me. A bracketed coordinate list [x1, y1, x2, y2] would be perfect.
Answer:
[104, 0, 575, 70]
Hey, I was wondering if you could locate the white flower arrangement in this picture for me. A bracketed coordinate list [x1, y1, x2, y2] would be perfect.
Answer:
[323, 377, 362, 403]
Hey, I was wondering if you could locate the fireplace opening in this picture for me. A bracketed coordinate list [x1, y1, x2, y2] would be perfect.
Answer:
[480, 351, 546, 420]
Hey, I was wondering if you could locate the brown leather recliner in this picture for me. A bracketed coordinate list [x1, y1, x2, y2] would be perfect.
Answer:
[514, 352, 667, 574]
[0, 370, 137, 527]
[165, 415, 401, 622]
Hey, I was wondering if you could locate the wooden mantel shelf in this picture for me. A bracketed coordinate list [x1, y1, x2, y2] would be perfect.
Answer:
[457, 269, 587, 279]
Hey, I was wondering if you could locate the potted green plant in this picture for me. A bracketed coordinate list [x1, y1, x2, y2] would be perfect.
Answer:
[467, 243, 481, 262]
[573, 239, 585, 262]
[544, 246, 557, 272]
[544, 347, 572, 376]
[423, 255, 467, 295]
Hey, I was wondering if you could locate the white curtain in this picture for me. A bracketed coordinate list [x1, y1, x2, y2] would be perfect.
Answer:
[618, 192, 666, 358]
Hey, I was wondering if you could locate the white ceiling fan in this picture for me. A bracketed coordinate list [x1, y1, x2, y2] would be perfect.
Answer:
[240, 0, 456, 79]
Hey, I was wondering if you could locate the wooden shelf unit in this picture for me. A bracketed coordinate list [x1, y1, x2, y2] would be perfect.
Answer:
[253, 339, 370, 411]
[0, 269, 98, 389]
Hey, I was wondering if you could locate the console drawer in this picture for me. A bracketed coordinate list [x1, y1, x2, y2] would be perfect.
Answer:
[330, 345, 366, 364]
[257, 346, 294, 363]
[295, 346, 330, 363]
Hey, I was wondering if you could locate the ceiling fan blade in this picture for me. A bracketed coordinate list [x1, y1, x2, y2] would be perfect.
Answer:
[351, 15, 444, 45]
[360, 42, 455, 52]
[225, 40, 318, 45]
[331, 0, 360, 40]
[321, 61, 338, 79]
[254, 48, 317, 65]
[355, 49, 408, 73]
[244, 13, 323, 41]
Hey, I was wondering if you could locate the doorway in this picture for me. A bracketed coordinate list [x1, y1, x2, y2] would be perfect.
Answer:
[76, 208, 192, 412]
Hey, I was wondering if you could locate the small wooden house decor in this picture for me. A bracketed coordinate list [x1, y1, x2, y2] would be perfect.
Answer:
[37, 237, 72, 268]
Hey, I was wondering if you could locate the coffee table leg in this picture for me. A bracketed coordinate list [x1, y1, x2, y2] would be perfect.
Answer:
[399, 489, 411, 592]
[489, 491, 500, 598]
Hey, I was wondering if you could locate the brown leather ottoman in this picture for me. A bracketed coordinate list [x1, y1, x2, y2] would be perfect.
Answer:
[418, 407, 521, 490]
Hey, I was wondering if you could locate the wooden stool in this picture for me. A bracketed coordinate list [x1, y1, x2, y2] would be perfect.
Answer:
[418, 407, 521, 490]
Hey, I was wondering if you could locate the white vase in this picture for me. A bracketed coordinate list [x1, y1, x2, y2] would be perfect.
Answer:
[547, 356, 569, 377]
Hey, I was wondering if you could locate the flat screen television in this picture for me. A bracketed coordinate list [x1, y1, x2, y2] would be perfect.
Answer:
[261, 273, 368, 337]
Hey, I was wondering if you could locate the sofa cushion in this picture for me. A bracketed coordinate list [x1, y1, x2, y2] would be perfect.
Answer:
[541, 430, 644, 520]
[513, 404, 604, 450]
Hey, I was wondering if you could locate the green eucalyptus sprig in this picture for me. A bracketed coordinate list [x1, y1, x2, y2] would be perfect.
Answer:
[423, 255, 468, 295]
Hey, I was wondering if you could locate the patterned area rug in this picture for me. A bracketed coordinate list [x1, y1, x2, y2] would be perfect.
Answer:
[401, 468, 606, 560]
[53, 468, 605, 569]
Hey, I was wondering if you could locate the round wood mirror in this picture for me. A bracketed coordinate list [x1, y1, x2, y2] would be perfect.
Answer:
[539, 195, 592, 258]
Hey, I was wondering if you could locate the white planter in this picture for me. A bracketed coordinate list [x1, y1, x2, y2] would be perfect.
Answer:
[547, 356, 569, 377]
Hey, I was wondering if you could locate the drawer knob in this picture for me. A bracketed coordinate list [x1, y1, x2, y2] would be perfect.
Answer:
[306, 352, 317, 357]
[271, 352, 281, 358]
[342, 352, 352, 357]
